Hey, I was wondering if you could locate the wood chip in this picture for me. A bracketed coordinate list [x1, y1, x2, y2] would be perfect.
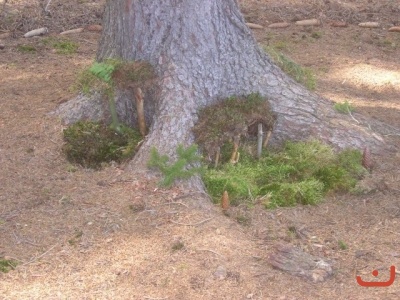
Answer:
[268, 22, 290, 28]
[358, 22, 380, 28]
[246, 22, 264, 29]
[388, 26, 400, 32]
[60, 28, 84, 35]
[85, 24, 103, 32]
[295, 19, 320, 26]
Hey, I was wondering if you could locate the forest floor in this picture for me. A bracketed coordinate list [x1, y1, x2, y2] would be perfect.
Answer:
[0, 0, 400, 299]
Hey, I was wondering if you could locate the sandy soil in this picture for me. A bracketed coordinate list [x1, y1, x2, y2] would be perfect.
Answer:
[1, 0, 400, 299]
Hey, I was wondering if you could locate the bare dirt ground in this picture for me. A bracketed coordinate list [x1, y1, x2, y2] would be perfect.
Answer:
[0, 0, 400, 299]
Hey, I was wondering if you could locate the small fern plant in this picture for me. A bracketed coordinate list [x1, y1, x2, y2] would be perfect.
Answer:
[89, 61, 120, 131]
[89, 62, 115, 83]
[148, 144, 204, 187]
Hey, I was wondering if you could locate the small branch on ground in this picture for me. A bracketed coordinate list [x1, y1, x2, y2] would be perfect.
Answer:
[170, 217, 213, 227]
[198, 248, 226, 259]
[44, 0, 52, 13]
[21, 243, 57, 266]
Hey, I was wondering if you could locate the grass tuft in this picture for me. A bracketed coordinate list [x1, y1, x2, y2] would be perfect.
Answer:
[17, 45, 37, 52]
[43, 37, 79, 55]
[264, 46, 316, 90]
[334, 101, 355, 114]
[0, 258, 18, 273]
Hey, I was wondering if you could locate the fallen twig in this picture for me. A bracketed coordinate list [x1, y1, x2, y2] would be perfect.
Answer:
[156, 201, 189, 208]
[170, 217, 213, 227]
[348, 109, 360, 124]
[76, 38, 97, 45]
[21, 243, 57, 266]
[44, 0, 52, 13]
[198, 248, 225, 259]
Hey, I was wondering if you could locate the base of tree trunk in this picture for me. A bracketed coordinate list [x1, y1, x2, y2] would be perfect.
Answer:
[51, 0, 398, 195]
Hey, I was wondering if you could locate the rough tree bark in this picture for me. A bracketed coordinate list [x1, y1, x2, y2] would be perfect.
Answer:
[55, 0, 392, 188]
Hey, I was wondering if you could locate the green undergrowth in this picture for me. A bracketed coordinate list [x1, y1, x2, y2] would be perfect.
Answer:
[43, 37, 79, 55]
[73, 59, 155, 131]
[148, 145, 204, 187]
[17, 44, 37, 53]
[334, 100, 355, 114]
[63, 121, 142, 169]
[0, 258, 18, 273]
[264, 46, 316, 90]
[74, 59, 155, 95]
[203, 140, 367, 208]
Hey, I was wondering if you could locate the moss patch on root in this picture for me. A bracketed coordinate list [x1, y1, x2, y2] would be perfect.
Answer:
[62, 121, 142, 169]
[193, 93, 276, 165]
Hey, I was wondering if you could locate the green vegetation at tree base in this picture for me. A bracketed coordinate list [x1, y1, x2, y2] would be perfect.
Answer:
[334, 101, 355, 114]
[0, 259, 18, 273]
[148, 145, 204, 187]
[63, 121, 142, 169]
[73, 59, 156, 131]
[203, 140, 367, 208]
[89, 62, 116, 83]
[264, 46, 316, 90]
[193, 93, 276, 164]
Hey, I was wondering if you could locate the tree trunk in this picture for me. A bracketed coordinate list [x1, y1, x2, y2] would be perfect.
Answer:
[56, 0, 392, 188]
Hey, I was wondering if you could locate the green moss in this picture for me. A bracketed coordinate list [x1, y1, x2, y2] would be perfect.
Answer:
[17, 45, 37, 53]
[43, 37, 79, 55]
[63, 121, 142, 169]
[264, 179, 325, 208]
[0, 259, 18, 273]
[311, 31, 322, 39]
[193, 93, 276, 164]
[203, 140, 367, 209]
